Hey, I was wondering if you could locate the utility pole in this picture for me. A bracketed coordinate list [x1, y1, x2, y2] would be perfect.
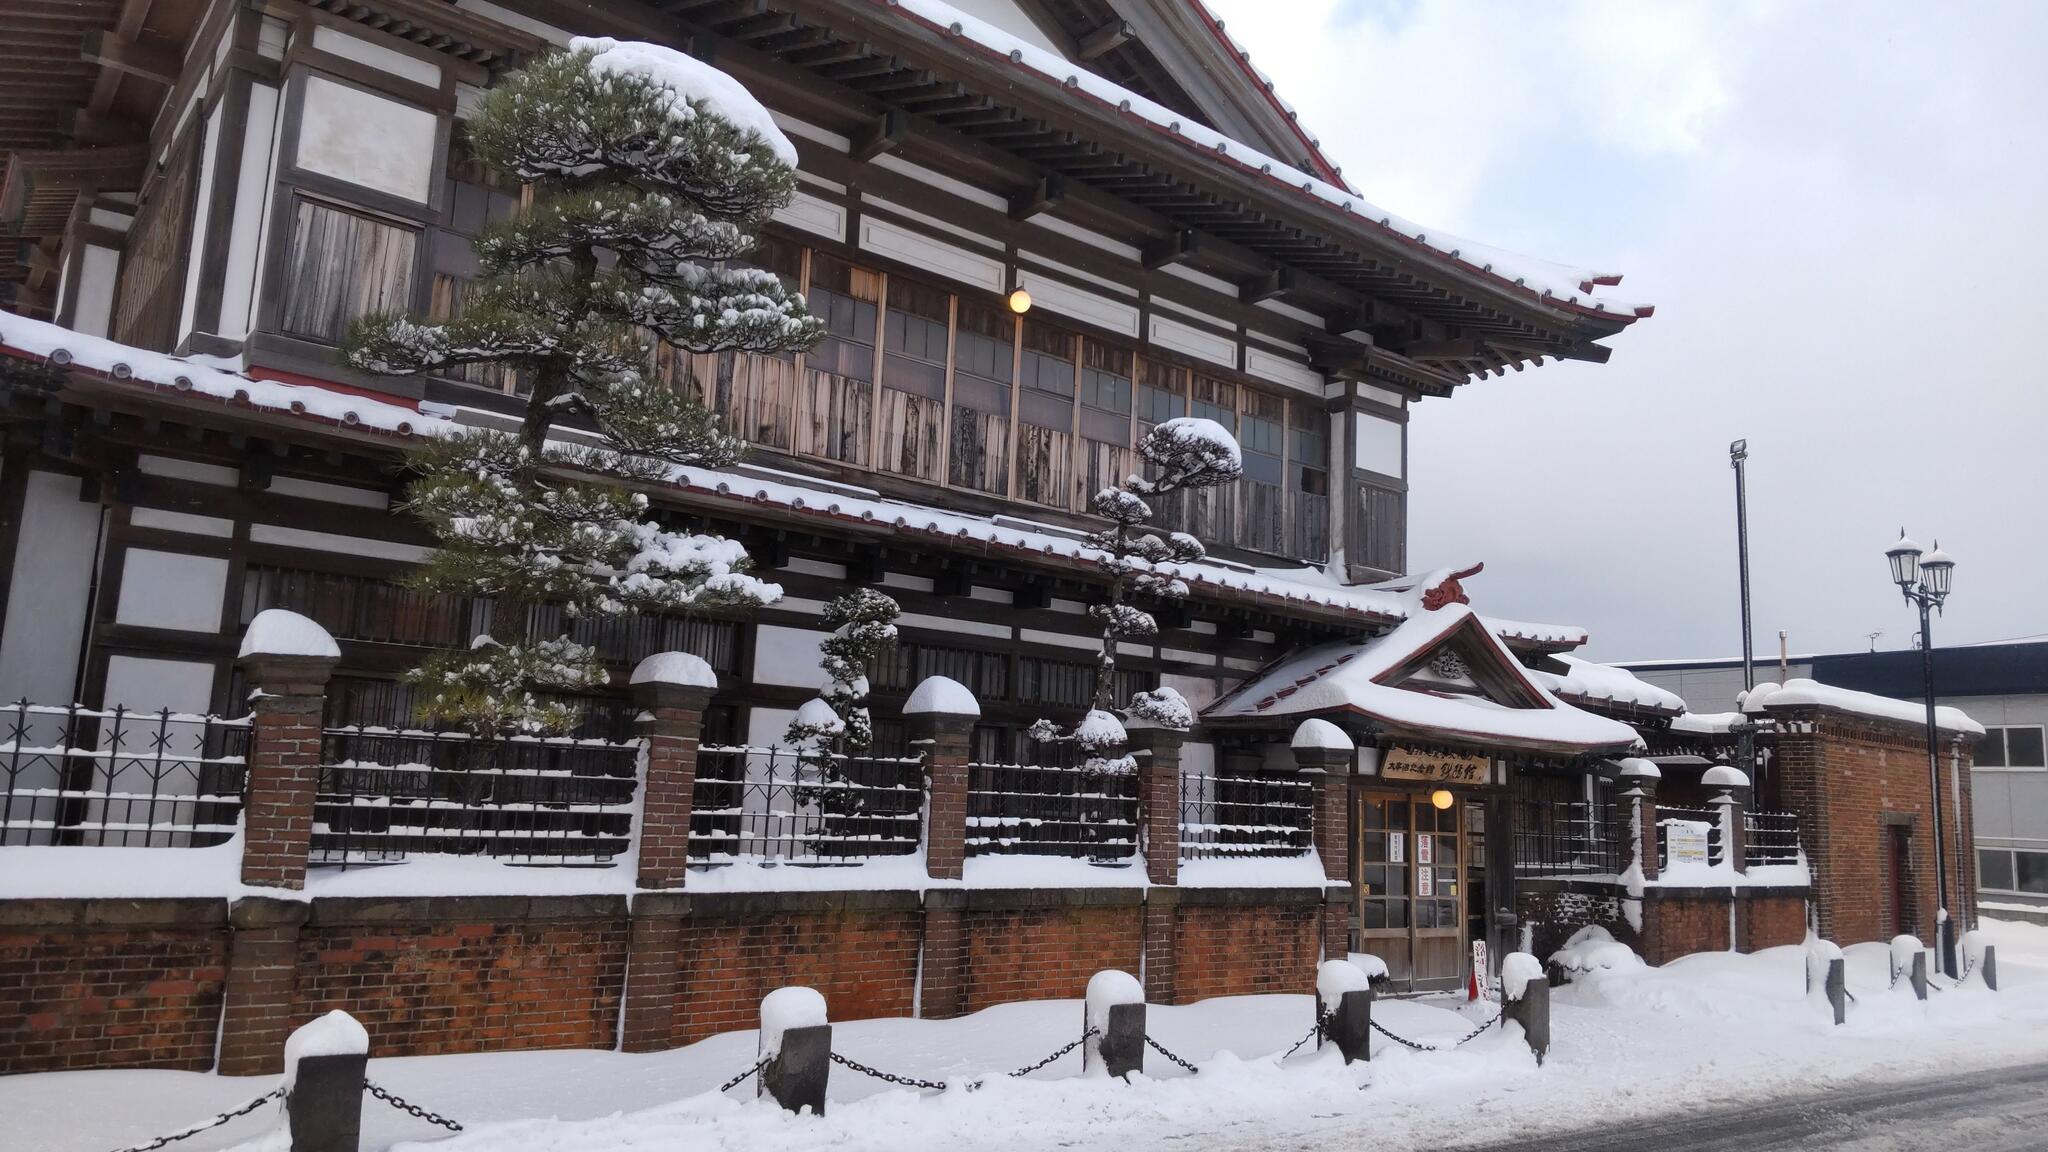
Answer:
[1730, 440, 1754, 692]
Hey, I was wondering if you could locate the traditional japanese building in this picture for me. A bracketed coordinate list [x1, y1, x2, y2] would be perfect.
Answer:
[0, 0, 1713, 1064]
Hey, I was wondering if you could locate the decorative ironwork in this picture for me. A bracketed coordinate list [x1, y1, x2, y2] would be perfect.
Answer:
[0, 701, 249, 848]
[967, 746, 1137, 860]
[1744, 809, 1802, 868]
[690, 745, 923, 864]
[1178, 765, 1314, 860]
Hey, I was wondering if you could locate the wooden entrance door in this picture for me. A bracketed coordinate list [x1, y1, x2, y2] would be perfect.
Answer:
[1355, 792, 1468, 991]
[1888, 825, 1913, 935]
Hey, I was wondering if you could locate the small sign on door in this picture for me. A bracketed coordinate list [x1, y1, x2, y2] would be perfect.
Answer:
[1417, 834, 1434, 866]
[1389, 832, 1405, 864]
[1419, 865, 1435, 896]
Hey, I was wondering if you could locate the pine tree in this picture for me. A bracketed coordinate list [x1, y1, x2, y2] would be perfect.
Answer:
[1040, 418, 1241, 762]
[785, 588, 901, 753]
[342, 39, 823, 734]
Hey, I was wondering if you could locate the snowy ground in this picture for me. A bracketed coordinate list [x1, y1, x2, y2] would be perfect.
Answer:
[11, 919, 2048, 1152]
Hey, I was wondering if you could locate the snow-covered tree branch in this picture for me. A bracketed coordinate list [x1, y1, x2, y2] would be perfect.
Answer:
[342, 37, 822, 734]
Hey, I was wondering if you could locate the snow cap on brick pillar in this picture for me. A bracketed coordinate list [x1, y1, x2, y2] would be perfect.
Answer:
[906, 676, 977, 882]
[235, 610, 339, 890]
[1128, 686, 1191, 886]
[1704, 760, 1750, 873]
[632, 652, 718, 891]
[1294, 719, 1354, 885]
[1618, 757, 1661, 883]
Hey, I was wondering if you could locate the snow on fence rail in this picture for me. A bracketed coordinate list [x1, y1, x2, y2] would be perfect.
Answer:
[0, 700, 249, 848]
[1744, 809, 1801, 867]
[967, 753, 1137, 861]
[1178, 766, 1314, 860]
[1512, 796, 1624, 878]
[690, 745, 924, 864]
[314, 726, 642, 867]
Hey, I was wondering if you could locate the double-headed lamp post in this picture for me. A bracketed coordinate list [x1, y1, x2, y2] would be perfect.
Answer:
[1884, 530, 1959, 977]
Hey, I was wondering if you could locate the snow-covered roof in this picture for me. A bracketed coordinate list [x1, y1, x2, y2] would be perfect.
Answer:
[1743, 679, 1984, 737]
[885, 0, 1650, 322]
[1, 315, 1604, 651]
[1529, 655, 1687, 715]
[1203, 604, 1641, 754]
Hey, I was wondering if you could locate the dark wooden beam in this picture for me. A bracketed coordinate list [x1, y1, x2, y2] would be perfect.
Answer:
[72, 110, 147, 147]
[1239, 266, 1295, 304]
[1075, 20, 1131, 62]
[1006, 172, 1065, 221]
[80, 30, 181, 87]
[849, 109, 907, 162]
[1141, 228, 1198, 270]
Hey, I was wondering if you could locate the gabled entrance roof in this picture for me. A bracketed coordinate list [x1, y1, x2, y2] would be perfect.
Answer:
[1203, 604, 1642, 755]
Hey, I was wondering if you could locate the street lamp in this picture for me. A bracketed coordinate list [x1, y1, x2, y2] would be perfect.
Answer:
[1885, 529, 1960, 977]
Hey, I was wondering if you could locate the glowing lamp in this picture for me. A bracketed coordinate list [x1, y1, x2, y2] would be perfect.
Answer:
[1429, 788, 1454, 811]
[1006, 285, 1032, 314]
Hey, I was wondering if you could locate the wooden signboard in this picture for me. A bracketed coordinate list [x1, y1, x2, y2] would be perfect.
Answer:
[1381, 746, 1490, 786]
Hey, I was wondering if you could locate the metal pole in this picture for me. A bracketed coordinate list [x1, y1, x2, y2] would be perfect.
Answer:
[1918, 596, 1956, 977]
[1731, 441, 1753, 692]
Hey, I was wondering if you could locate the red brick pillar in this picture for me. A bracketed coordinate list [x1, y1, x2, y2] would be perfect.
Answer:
[630, 653, 718, 891]
[908, 677, 977, 1019]
[906, 676, 978, 882]
[1705, 761, 1750, 875]
[218, 896, 309, 1075]
[1620, 759, 1661, 884]
[235, 611, 339, 891]
[621, 892, 686, 1052]
[1294, 720, 1355, 960]
[1129, 725, 1185, 1002]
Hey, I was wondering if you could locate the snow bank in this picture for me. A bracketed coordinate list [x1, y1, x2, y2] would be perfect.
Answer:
[1344, 952, 1390, 982]
[1744, 679, 1983, 735]
[758, 986, 827, 1060]
[1549, 926, 1644, 977]
[1177, 853, 1329, 889]
[905, 675, 979, 717]
[282, 1010, 368, 1089]
[570, 37, 797, 166]
[1290, 718, 1352, 752]
[1501, 952, 1545, 1001]
[629, 650, 717, 689]
[238, 609, 340, 660]
[1315, 959, 1371, 1021]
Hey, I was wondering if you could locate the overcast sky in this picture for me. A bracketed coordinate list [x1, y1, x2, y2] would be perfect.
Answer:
[1206, 0, 2048, 661]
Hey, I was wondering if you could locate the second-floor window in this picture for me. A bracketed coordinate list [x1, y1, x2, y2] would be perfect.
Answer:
[878, 279, 949, 482]
[1016, 319, 1076, 508]
[1238, 391, 1285, 556]
[950, 298, 1014, 495]
[1290, 403, 1330, 562]
[802, 253, 879, 465]
[1078, 339, 1134, 509]
[1187, 376, 1238, 545]
[1978, 726, 2046, 769]
[278, 198, 418, 344]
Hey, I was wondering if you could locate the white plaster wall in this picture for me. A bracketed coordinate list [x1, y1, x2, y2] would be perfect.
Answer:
[72, 245, 121, 338]
[947, 0, 1068, 57]
[1354, 412, 1404, 478]
[751, 623, 829, 690]
[178, 101, 227, 343]
[0, 471, 103, 714]
[219, 81, 280, 340]
[295, 74, 438, 203]
[113, 549, 230, 633]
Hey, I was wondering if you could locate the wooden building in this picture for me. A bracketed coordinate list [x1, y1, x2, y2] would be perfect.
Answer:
[0, 0, 1659, 993]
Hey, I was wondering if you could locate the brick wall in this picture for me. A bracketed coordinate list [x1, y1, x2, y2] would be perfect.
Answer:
[1518, 880, 1639, 961]
[671, 891, 921, 1045]
[1171, 891, 1319, 1002]
[960, 891, 1143, 1012]
[1742, 890, 1810, 952]
[1768, 706, 1977, 947]
[0, 899, 227, 1073]
[292, 896, 628, 1059]
[1638, 891, 1732, 964]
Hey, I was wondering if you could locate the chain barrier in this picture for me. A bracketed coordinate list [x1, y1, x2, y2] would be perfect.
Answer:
[1280, 1009, 1331, 1060]
[719, 1054, 774, 1094]
[104, 1088, 284, 1152]
[1368, 1008, 1498, 1053]
[829, 1050, 953, 1092]
[365, 1079, 465, 1133]
[1008, 1028, 1095, 1078]
[1144, 1035, 1201, 1075]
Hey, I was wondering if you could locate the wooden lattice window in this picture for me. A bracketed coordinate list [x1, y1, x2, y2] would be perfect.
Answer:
[111, 128, 201, 351]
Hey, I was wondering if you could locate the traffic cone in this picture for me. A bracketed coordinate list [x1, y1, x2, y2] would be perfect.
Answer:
[1467, 966, 1480, 1002]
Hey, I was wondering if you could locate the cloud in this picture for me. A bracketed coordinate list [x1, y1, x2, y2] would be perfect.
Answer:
[1207, 0, 2048, 660]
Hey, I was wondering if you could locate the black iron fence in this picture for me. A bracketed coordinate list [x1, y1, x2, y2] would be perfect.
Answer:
[314, 727, 642, 867]
[0, 701, 249, 847]
[967, 750, 1138, 861]
[1744, 809, 1802, 868]
[1178, 767, 1314, 860]
[1512, 796, 1625, 877]
[690, 745, 924, 864]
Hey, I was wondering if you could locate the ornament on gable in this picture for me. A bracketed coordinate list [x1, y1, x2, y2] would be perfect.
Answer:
[1428, 648, 1469, 682]
[1420, 563, 1483, 611]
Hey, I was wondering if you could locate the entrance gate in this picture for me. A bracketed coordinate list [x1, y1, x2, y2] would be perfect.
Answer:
[1354, 791, 1467, 991]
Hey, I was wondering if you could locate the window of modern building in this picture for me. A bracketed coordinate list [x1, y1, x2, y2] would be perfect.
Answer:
[1978, 726, 2046, 769]
[877, 278, 951, 482]
[1980, 847, 2017, 891]
[950, 298, 1014, 495]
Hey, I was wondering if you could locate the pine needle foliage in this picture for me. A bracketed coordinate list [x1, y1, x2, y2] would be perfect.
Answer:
[342, 42, 823, 734]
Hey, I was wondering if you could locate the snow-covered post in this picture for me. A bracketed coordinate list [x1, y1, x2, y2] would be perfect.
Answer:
[235, 610, 340, 890]
[1617, 758, 1661, 884]
[1294, 720, 1355, 960]
[282, 1010, 369, 1152]
[758, 987, 830, 1116]
[1084, 970, 1146, 1080]
[1806, 938, 1847, 1024]
[1963, 930, 1998, 990]
[1499, 952, 1550, 1065]
[630, 652, 718, 891]
[1703, 761, 1749, 874]
[1315, 959, 1373, 1063]
[907, 676, 978, 881]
